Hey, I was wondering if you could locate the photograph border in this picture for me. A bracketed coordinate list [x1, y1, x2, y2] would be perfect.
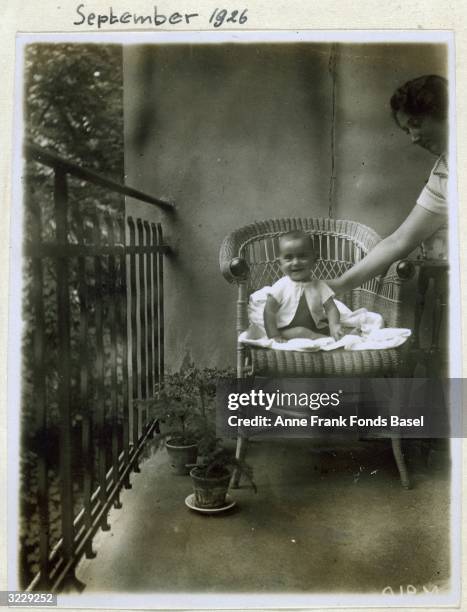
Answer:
[7, 28, 462, 609]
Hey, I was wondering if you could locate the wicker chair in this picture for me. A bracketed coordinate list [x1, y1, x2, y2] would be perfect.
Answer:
[219, 217, 414, 488]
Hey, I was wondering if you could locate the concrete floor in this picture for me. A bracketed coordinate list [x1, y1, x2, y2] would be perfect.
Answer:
[76, 437, 451, 595]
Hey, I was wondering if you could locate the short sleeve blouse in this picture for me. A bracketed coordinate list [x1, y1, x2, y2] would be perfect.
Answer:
[416, 155, 448, 216]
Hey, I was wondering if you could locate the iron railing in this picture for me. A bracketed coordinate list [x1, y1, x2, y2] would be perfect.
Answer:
[22, 142, 173, 591]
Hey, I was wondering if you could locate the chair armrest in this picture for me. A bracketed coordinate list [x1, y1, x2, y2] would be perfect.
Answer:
[375, 259, 415, 295]
[222, 257, 250, 283]
[395, 259, 416, 280]
[383, 259, 416, 283]
[219, 226, 256, 282]
[370, 260, 416, 328]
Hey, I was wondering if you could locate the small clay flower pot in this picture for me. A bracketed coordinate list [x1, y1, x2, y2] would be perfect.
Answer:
[189, 466, 231, 509]
[166, 438, 198, 475]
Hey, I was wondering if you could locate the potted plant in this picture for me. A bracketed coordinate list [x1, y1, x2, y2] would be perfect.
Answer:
[189, 446, 257, 510]
[136, 366, 234, 475]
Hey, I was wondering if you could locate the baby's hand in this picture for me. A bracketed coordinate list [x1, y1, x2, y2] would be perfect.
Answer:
[272, 335, 286, 344]
[330, 323, 344, 341]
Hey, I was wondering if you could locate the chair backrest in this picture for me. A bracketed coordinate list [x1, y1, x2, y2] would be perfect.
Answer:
[236, 218, 380, 302]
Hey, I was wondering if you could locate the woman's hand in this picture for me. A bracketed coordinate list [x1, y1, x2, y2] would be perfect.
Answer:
[325, 278, 341, 294]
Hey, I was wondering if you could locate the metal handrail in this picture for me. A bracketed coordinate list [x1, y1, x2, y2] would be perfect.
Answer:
[24, 141, 175, 211]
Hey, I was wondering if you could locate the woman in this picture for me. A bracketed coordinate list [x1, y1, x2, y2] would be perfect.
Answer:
[329, 75, 448, 294]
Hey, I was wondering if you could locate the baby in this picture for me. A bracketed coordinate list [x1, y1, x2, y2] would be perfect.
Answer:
[263, 231, 344, 343]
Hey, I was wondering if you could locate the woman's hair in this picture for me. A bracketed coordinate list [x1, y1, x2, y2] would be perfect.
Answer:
[390, 75, 448, 122]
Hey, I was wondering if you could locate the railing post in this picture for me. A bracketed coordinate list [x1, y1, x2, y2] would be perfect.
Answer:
[119, 217, 131, 490]
[54, 169, 75, 576]
[92, 213, 110, 531]
[30, 202, 50, 589]
[144, 221, 154, 396]
[137, 219, 148, 408]
[75, 210, 96, 560]
[105, 214, 122, 509]
[157, 224, 165, 382]
[150, 224, 160, 386]
[127, 217, 140, 472]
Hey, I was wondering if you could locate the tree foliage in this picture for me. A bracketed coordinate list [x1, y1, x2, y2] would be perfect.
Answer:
[25, 43, 124, 175]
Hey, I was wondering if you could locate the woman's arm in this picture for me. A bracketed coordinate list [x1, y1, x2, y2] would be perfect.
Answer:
[329, 205, 446, 294]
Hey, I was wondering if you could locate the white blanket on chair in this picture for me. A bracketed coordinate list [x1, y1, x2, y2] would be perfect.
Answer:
[238, 286, 411, 352]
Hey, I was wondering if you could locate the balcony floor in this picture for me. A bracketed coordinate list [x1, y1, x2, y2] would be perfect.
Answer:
[77, 438, 451, 597]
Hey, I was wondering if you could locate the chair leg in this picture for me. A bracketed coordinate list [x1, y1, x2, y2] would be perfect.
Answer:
[231, 434, 249, 488]
[391, 437, 411, 489]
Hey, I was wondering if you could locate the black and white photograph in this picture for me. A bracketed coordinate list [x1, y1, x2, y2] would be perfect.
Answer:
[6, 30, 461, 608]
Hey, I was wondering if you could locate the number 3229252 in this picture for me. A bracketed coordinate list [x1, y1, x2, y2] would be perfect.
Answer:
[209, 8, 248, 27]
[7, 592, 55, 604]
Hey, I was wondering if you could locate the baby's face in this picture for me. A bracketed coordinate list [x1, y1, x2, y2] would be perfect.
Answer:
[279, 237, 316, 282]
